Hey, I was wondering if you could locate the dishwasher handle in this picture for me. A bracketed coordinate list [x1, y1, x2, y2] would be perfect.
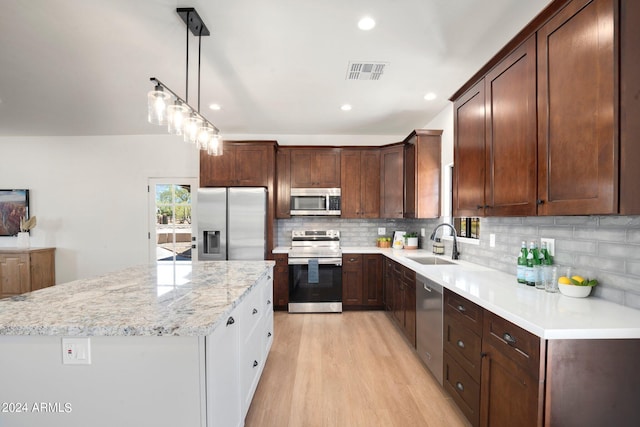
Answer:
[417, 274, 442, 295]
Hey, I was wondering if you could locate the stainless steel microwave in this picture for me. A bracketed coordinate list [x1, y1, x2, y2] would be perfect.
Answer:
[290, 188, 341, 216]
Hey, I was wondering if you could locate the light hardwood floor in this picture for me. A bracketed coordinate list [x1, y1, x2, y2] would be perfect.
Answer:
[245, 311, 471, 427]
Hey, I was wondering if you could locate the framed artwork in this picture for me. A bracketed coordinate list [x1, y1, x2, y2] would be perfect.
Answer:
[0, 189, 30, 236]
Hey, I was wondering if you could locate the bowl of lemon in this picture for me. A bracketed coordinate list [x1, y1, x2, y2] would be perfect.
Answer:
[557, 275, 598, 298]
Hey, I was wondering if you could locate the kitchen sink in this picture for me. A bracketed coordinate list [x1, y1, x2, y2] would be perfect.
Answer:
[407, 256, 456, 266]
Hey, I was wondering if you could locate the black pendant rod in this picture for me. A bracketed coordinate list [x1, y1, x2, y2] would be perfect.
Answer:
[185, 10, 190, 104]
[198, 26, 202, 113]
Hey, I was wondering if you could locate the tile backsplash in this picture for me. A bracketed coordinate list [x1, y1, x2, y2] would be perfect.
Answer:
[277, 215, 640, 310]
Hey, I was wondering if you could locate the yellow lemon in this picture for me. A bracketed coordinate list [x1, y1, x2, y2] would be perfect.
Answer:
[571, 275, 585, 283]
[558, 276, 572, 285]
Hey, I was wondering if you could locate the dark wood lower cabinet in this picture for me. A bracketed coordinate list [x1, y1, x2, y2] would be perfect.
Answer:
[444, 354, 481, 426]
[273, 254, 288, 310]
[342, 254, 383, 309]
[441, 290, 640, 427]
[480, 342, 542, 427]
[384, 258, 416, 347]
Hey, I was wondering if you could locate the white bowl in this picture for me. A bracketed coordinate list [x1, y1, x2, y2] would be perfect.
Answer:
[558, 283, 592, 298]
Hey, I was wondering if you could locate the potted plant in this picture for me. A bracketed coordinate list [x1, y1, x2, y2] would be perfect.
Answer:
[404, 232, 419, 249]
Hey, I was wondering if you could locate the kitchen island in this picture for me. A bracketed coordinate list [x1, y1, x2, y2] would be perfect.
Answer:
[0, 261, 275, 427]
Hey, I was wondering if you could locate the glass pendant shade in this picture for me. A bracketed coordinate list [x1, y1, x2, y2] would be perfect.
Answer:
[167, 103, 189, 135]
[183, 116, 203, 144]
[208, 133, 224, 156]
[147, 88, 171, 125]
[197, 125, 214, 150]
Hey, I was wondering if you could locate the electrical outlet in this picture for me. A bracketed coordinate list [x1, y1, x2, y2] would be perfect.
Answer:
[541, 238, 555, 256]
[421, 228, 425, 237]
[378, 227, 386, 235]
[489, 233, 496, 247]
[62, 338, 91, 365]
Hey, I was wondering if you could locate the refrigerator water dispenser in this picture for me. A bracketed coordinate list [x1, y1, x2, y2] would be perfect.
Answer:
[203, 231, 221, 254]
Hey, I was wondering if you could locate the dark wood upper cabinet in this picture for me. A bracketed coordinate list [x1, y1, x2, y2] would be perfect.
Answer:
[290, 148, 341, 188]
[454, 37, 536, 218]
[404, 129, 442, 219]
[485, 36, 537, 216]
[453, 81, 486, 218]
[537, 0, 616, 215]
[452, 0, 640, 216]
[341, 149, 380, 219]
[275, 148, 291, 218]
[379, 144, 405, 218]
[200, 141, 274, 187]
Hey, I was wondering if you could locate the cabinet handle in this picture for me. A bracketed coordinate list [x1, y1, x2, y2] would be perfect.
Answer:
[252, 308, 258, 315]
[226, 316, 235, 326]
[536, 199, 545, 205]
[503, 332, 517, 346]
[267, 332, 272, 337]
[424, 285, 432, 292]
[457, 305, 466, 313]
[476, 205, 484, 210]
[456, 382, 464, 392]
[349, 257, 357, 262]
[253, 360, 259, 368]
[457, 340, 465, 349]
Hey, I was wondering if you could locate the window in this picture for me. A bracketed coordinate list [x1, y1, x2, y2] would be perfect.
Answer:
[148, 179, 197, 263]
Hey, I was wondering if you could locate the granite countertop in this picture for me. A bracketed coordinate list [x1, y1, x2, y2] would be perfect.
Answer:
[0, 261, 274, 337]
[273, 245, 640, 340]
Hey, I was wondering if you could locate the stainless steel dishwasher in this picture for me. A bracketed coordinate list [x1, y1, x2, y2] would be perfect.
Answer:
[416, 274, 443, 385]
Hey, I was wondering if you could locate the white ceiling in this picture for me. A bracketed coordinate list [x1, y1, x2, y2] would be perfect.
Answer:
[0, 0, 552, 138]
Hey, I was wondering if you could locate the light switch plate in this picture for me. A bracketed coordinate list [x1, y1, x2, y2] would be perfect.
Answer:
[62, 338, 91, 365]
[378, 227, 386, 235]
[541, 238, 555, 256]
[489, 233, 496, 247]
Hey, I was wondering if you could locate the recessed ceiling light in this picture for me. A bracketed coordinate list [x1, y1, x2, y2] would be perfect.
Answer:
[209, 103, 221, 111]
[358, 16, 376, 31]
[341, 104, 352, 111]
[424, 92, 437, 101]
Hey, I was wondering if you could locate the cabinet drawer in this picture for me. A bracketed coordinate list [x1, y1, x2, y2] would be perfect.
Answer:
[483, 310, 541, 379]
[342, 254, 362, 270]
[263, 275, 273, 312]
[444, 290, 483, 334]
[241, 321, 264, 416]
[264, 310, 274, 356]
[240, 282, 264, 341]
[444, 316, 482, 382]
[444, 353, 480, 427]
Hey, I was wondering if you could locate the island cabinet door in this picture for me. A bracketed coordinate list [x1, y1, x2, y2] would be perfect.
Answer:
[206, 311, 241, 427]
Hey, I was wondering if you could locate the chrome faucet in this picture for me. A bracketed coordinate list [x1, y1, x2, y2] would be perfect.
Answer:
[429, 223, 459, 260]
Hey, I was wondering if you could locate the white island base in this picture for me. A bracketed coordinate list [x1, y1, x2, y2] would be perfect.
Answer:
[0, 261, 274, 427]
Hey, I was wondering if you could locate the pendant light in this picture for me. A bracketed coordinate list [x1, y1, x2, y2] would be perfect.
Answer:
[147, 7, 223, 156]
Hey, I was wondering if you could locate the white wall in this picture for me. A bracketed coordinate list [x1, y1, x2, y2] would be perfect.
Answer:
[0, 135, 199, 284]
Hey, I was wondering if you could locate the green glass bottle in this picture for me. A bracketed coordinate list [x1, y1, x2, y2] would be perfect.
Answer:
[525, 241, 536, 286]
[541, 242, 553, 265]
[517, 241, 527, 284]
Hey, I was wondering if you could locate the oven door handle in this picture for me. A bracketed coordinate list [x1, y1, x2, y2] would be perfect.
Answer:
[288, 257, 342, 266]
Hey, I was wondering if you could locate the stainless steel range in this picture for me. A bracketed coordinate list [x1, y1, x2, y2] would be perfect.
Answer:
[288, 230, 342, 313]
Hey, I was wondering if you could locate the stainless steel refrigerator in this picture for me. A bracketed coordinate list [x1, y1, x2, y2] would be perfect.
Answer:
[197, 187, 267, 261]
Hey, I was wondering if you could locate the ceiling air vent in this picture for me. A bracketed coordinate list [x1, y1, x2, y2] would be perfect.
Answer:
[346, 61, 389, 80]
